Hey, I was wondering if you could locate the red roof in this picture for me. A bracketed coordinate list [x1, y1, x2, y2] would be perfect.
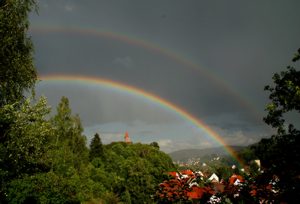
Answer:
[168, 171, 179, 178]
[187, 186, 205, 199]
[181, 169, 194, 176]
[229, 174, 244, 184]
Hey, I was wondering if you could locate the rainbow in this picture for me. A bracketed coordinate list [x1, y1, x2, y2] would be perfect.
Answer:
[30, 25, 263, 121]
[39, 74, 244, 166]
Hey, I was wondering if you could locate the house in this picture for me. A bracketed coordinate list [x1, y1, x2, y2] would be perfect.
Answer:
[168, 171, 179, 179]
[181, 169, 194, 176]
[229, 174, 244, 185]
[208, 173, 219, 183]
[195, 171, 204, 177]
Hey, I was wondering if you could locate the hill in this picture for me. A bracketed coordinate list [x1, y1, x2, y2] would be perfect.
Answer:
[168, 146, 246, 162]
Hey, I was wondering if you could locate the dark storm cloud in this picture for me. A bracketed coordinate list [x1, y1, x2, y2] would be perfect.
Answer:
[32, 31, 246, 117]
[30, 0, 300, 150]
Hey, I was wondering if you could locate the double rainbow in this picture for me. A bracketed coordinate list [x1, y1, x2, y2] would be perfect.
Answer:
[30, 25, 263, 122]
[40, 75, 244, 166]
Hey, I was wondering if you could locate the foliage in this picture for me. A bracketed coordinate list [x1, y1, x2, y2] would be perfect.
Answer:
[0, 1, 174, 203]
[51, 96, 89, 172]
[0, 97, 54, 202]
[0, 94, 174, 204]
[89, 133, 104, 161]
[238, 146, 257, 164]
[0, 96, 100, 203]
[156, 176, 214, 203]
[6, 168, 107, 204]
[150, 141, 160, 149]
[155, 169, 279, 204]
[0, 0, 37, 106]
[264, 66, 300, 134]
[96, 142, 175, 203]
[251, 48, 300, 203]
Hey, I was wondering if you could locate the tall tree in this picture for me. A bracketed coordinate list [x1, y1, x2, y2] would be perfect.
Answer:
[51, 97, 88, 171]
[0, 0, 37, 106]
[52, 96, 73, 141]
[253, 48, 300, 202]
[89, 133, 104, 161]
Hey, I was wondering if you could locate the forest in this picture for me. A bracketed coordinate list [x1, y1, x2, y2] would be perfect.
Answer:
[1, 1, 299, 203]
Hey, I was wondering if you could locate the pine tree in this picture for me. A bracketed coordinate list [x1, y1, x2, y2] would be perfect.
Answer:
[89, 133, 104, 161]
[51, 97, 88, 171]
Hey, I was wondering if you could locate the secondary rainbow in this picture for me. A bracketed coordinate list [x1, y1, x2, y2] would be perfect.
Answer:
[39, 74, 244, 166]
[30, 25, 263, 121]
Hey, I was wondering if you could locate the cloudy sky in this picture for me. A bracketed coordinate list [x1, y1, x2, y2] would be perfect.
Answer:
[29, 0, 300, 153]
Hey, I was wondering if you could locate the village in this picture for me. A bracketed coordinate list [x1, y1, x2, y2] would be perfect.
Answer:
[156, 159, 280, 203]
[123, 132, 280, 203]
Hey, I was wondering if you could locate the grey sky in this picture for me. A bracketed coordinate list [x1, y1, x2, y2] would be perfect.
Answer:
[30, 0, 300, 152]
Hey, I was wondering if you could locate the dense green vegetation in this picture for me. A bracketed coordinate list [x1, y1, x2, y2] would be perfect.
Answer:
[0, 95, 175, 203]
[0, 1, 174, 203]
[0, 0, 37, 106]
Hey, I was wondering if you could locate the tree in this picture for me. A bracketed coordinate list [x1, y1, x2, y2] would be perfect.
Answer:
[263, 49, 300, 135]
[253, 48, 300, 203]
[51, 97, 88, 172]
[0, 0, 37, 106]
[0, 97, 54, 202]
[52, 96, 73, 141]
[97, 142, 174, 203]
[150, 141, 160, 149]
[89, 133, 104, 161]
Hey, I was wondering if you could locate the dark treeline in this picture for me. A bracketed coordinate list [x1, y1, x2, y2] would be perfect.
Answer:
[238, 51, 300, 203]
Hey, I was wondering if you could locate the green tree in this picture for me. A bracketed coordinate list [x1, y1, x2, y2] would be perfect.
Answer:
[94, 142, 174, 203]
[52, 96, 73, 141]
[51, 97, 88, 172]
[264, 50, 300, 135]
[89, 133, 104, 161]
[0, 97, 54, 202]
[1, 2, 39, 199]
[0, 0, 37, 106]
[150, 141, 160, 149]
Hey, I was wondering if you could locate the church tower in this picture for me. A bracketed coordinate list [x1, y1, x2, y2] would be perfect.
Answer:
[124, 131, 132, 144]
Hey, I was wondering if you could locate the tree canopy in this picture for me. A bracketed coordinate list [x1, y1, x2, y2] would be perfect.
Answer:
[89, 133, 104, 161]
[0, 0, 37, 106]
[264, 51, 300, 135]
[252, 48, 300, 203]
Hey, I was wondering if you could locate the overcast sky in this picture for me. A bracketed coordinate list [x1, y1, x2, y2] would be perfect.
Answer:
[29, 0, 300, 153]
